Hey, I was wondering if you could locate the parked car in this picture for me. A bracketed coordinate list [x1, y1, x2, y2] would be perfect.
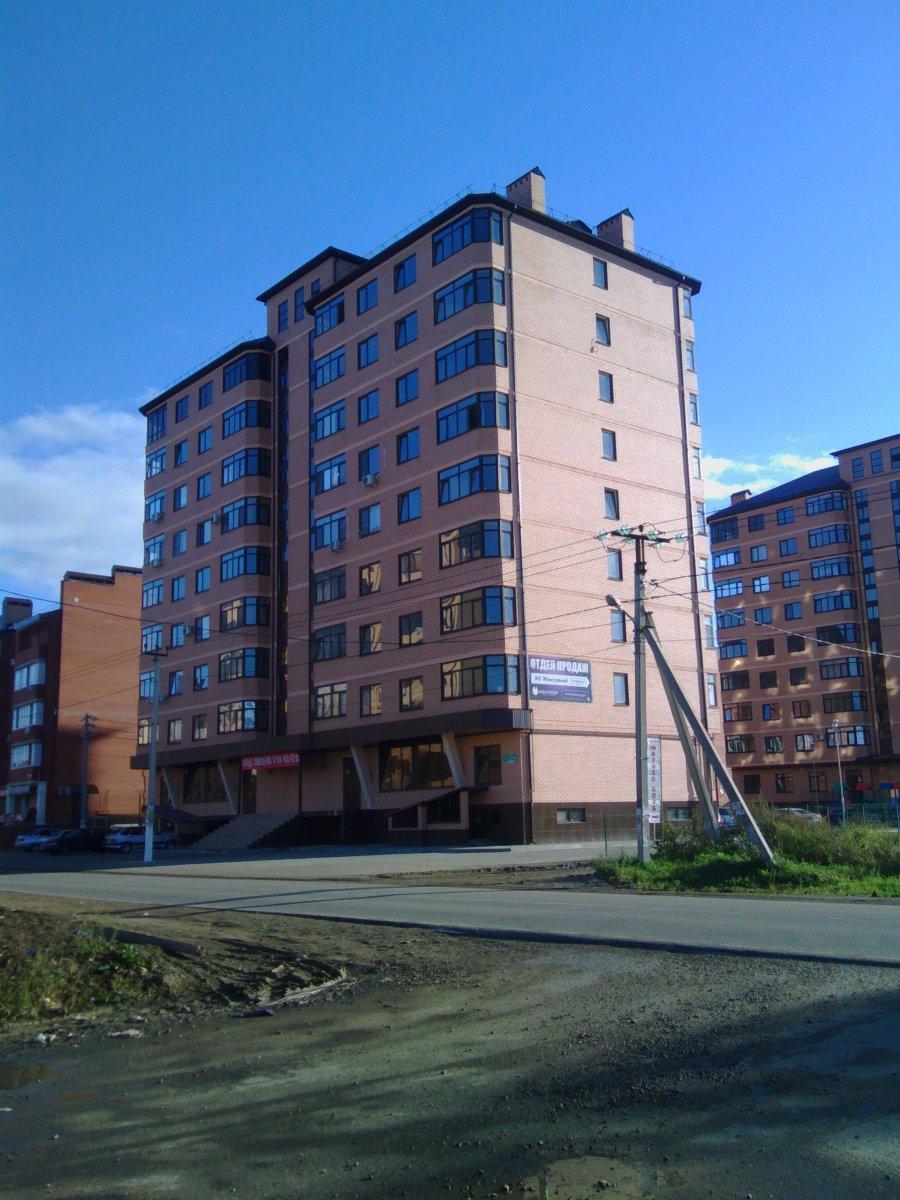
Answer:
[781, 807, 824, 823]
[14, 826, 63, 851]
[103, 826, 178, 853]
[43, 828, 106, 855]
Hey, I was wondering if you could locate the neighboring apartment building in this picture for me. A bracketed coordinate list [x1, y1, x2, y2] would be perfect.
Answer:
[134, 168, 721, 844]
[708, 434, 899, 807]
[0, 567, 143, 824]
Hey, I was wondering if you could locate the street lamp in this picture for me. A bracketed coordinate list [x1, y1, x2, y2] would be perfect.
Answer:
[831, 718, 847, 827]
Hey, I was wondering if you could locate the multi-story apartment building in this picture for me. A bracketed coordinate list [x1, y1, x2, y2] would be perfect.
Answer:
[1, 566, 143, 825]
[708, 434, 899, 807]
[134, 168, 720, 844]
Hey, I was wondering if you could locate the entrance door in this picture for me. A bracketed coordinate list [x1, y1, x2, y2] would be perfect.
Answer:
[342, 758, 361, 811]
[241, 769, 257, 814]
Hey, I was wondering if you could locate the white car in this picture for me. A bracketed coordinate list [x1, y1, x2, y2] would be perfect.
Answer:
[781, 807, 824, 823]
[14, 826, 63, 850]
[103, 826, 178, 853]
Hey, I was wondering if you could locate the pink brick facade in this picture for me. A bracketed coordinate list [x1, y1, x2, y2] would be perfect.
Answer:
[135, 172, 721, 843]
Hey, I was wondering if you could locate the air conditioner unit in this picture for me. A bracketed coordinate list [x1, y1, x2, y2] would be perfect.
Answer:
[362, 473, 379, 487]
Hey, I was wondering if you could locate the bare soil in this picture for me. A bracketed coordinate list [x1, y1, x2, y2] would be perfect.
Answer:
[0, 893, 897, 1200]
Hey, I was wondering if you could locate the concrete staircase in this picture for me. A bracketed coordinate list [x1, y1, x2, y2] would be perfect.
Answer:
[190, 812, 294, 853]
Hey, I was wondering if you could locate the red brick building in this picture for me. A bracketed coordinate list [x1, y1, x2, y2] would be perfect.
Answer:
[134, 169, 721, 844]
[1, 567, 143, 825]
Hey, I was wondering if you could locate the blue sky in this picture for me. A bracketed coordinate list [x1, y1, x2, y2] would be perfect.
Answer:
[2, 0, 898, 605]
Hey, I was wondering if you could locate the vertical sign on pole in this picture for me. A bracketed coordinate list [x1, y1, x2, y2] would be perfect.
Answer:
[647, 735, 663, 825]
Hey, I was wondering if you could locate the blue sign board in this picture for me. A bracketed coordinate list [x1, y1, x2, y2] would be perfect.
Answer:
[527, 656, 593, 703]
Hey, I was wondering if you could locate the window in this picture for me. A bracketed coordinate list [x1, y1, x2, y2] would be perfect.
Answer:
[820, 657, 863, 680]
[811, 555, 854, 580]
[313, 625, 346, 662]
[742, 775, 761, 795]
[721, 670, 750, 691]
[776, 506, 794, 525]
[394, 254, 416, 292]
[314, 567, 345, 605]
[762, 702, 780, 721]
[593, 258, 608, 288]
[750, 544, 767, 563]
[359, 561, 382, 595]
[222, 448, 271, 485]
[174, 440, 189, 468]
[685, 340, 696, 371]
[173, 484, 188, 511]
[142, 578, 163, 608]
[277, 300, 288, 332]
[146, 447, 166, 478]
[695, 501, 707, 535]
[313, 346, 346, 390]
[437, 391, 509, 443]
[808, 524, 851, 548]
[141, 623, 163, 652]
[699, 558, 712, 591]
[726, 735, 754, 754]
[314, 294, 345, 336]
[222, 399, 271, 438]
[191, 663, 209, 692]
[613, 673, 629, 705]
[690, 447, 702, 479]
[399, 677, 424, 711]
[792, 699, 812, 718]
[805, 491, 848, 516]
[603, 488, 619, 520]
[175, 396, 189, 423]
[789, 667, 807, 685]
[189, 714, 207, 742]
[311, 509, 346, 550]
[397, 427, 420, 463]
[434, 268, 504, 324]
[441, 655, 520, 699]
[438, 455, 511, 505]
[764, 737, 783, 754]
[357, 334, 378, 369]
[715, 578, 744, 599]
[197, 381, 213, 409]
[397, 488, 421, 524]
[786, 634, 805, 653]
[311, 279, 320, 296]
[359, 622, 382, 656]
[357, 446, 380, 481]
[172, 529, 187, 556]
[775, 773, 793, 794]
[611, 609, 627, 642]
[723, 703, 752, 722]
[779, 538, 797, 556]
[782, 569, 800, 588]
[601, 429, 617, 460]
[688, 393, 699, 424]
[357, 279, 377, 314]
[440, 519, 514, 567]
[703, 613, 716, 649]
[358, 389, 379, 424]
[710, 517, 738, 544]
[220, 546, 270, 581]
[223, 353, 270, 393]
[706, 673, 718, 708]
[294, 286, 305, 322]
[719, 639, 747, 660]
[753, 606, 772, 625]
[360, 683, 382, 717]
[312, 684, 346, 721]
[433, 208, 502, 263]
[168, 669, 183, 698]
[395, 311, 418, 348]
[759, 670, 778, 689]
[748, 514, 765, 533]
[11, 700, 44, 730]
[146, 407, 167, 445]
[399, 611, 423, 647]
[313, 400, 345, 442]
[435, 330, 506, 383]
[398, 548, 422, 584]
[197, 613, 213, 643]
[827, 725, 871, 748]
[474, 744, 502, 786]
[359, 502, 381, 537]
[10, 740, 42, 769]
[752, 575, 771, 593]
[795, 733, 815, 752]
[814, 590, 856, 613]
[220, 497, 271, 533]
[197, 427, 213, 455]
[379, 739, 454, 791]
[871, 449, 885, 474]
[219, 597, 269, 631]
[823, 692, 867, 713]
[196, 472, 212, 501]
[607, 548, 623, 580]
[167, 718, 183, 745]
[440, 586, 516, 633]
[716, 608, 745, 629]
[218, 699, 269, 733]
[783, 602, 802, 622]
[171, 575, 186, 602]
[396, 369, 419, 406]
[598, 371, 614, 404]
[816, 623, 860, 646]
[595, 315, 611, 346]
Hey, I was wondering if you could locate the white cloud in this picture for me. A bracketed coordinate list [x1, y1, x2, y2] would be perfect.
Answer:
[0, 402, 147, 604]
[702, 450, 834, 506]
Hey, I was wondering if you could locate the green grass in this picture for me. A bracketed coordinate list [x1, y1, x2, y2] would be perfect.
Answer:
[0, 915, 167, 1021]
[595, 811, 900, 897]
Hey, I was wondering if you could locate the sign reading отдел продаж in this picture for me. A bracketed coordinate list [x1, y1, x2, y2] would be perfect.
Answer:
[527, 656, 593, 703]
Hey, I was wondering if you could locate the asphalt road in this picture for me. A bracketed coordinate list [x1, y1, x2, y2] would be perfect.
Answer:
[2, 865, 898, 965]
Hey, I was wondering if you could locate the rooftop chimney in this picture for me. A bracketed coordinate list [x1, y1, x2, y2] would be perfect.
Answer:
[1, 597, 33, 629]
[506, 167, 546, 213]
[596, 208, 635, 252]
[730, 489, 753, 505]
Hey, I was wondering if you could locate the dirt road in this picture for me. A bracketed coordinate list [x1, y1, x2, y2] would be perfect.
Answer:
[1, 896, 897, 1199]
